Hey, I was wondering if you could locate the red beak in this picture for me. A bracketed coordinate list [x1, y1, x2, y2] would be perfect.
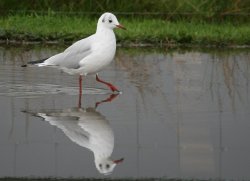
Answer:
[116, 24, 126, 30]
[113, 158, 124, 164]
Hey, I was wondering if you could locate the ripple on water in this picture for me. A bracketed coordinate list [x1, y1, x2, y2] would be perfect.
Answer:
[0, 82, 110, 98]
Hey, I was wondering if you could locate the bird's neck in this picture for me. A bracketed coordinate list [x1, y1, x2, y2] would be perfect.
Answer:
[96, 26, 114, 36]
[95, 27, 116, 46]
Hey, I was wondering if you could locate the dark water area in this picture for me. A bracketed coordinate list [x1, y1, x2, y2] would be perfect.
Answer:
[0, 45, 250, 180]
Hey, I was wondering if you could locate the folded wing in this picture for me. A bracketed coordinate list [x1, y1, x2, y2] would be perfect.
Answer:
[39, 35, 94, 69]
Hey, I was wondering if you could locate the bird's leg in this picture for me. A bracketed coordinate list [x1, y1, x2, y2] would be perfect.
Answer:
[78, 75, 83, 108]
[95, 94, 119, 108]
[96, 74, 120, 93]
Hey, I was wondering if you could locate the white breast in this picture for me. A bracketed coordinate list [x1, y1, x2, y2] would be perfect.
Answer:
[78, 29, 116, 75]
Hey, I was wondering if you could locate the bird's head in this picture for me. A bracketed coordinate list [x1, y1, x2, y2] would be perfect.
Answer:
[98, 12, 126, 30]
[95, 157, 124, 175]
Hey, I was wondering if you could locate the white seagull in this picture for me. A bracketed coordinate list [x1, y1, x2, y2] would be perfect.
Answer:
[24, 99, 124, 175]
[23, 12, 125, 95]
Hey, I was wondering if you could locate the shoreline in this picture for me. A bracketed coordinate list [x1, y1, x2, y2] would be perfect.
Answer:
[1, 39, 250, 49]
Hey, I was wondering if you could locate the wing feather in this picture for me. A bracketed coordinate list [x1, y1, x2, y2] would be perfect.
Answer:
[40, 35, 94, 69]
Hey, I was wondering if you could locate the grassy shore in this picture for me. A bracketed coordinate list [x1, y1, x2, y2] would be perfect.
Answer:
[0, 15, 250, 46]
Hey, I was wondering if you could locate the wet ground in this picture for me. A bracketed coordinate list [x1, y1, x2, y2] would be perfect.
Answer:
[0, 45, 250, 180]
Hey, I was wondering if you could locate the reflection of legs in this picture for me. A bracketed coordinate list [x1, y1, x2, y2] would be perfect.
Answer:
[95, 94, 119, 108]
[78, 75, 82, 108]
[96, 74, 119, 93]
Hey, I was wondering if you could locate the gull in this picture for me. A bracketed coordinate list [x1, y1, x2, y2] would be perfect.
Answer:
[23, 94, 123, 175]
[23, 12, 126, 98]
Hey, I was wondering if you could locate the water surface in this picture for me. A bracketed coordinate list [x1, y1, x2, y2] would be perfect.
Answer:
[0, 45, 250, 180]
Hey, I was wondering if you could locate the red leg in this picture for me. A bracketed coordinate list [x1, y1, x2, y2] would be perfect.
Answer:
[96, 74, 120, 93]
[95, 94, 119, 108]
[78, 75, 82, 108]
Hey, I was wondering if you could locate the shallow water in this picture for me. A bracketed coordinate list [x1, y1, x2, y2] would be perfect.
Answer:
[0, 45, 250, 180]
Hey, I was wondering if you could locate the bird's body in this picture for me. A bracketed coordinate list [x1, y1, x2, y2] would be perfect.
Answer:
[24, 12, 125, 97]
[39, 26, 116, 76]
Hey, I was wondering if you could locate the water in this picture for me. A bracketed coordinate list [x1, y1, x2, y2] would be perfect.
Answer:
[0, 45, 249, 180]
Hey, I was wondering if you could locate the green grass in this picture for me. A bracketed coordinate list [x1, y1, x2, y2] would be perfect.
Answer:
[0, 14, 250, 46]
[1, 0, 250, 20]
[119, 19, 250, 46]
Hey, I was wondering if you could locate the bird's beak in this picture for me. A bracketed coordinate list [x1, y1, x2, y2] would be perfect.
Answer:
[116, 24, 126, 30]
[113, 158, 124, 164]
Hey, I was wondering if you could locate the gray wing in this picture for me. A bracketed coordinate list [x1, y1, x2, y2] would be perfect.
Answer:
[40, 35, 94, 69]
[38, 113, 90, 147]
[64, 34, 94, 53]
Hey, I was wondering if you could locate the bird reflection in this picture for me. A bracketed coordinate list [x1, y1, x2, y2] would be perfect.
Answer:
[23, 94, 123, 175]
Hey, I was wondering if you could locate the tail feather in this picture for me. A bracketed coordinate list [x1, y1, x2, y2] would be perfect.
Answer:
[21, 57, 48, 67]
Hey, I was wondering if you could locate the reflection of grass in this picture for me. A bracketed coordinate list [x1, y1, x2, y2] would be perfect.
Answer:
[117, 46, 250, 57]
[0, 15, 250, 46]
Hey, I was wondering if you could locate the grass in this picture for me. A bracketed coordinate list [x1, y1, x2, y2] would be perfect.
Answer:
[0, 14, 250, 46]
[119, 19, 250, 46]
[1, 0, 250, 19]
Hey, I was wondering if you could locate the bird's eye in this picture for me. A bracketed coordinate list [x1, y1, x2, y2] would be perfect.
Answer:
[99, 164, 102, 168]
[109, 19, 112, 23]
[106, 164, 110, 169]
